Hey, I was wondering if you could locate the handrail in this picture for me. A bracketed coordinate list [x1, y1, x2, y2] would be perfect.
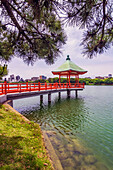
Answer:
[0, 82, 85, 95]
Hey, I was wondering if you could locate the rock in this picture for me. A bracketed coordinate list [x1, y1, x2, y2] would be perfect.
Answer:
[73, 154, 83, 166]
[52, 138, 62, 148]
[66, 143, 74, 152]
[61, 158, 75, 169]
[84, 155, 97, 164]
[57, 148, 68, 160]
[72, 139, 87, 155]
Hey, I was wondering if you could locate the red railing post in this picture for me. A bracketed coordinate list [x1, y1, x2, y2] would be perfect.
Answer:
[34, 83, 35, 90]
[38, 82, 40, 91]
[18, 84, 19, 91]
[4, 81, 7, 95]
[29, 83, 31, 91]
[60, 83, 62, 89]
[8, 84, 9, 93]
[2, 84, 3, 94]
[83, 83, 85, 88]
[20, 84, 21, 92]
[66, 83, 68, 88]
[45, 82, 47, 90]
[63, 83, 64, 88]
[26, 82, 28, 90]
[51, 83, 52, 90]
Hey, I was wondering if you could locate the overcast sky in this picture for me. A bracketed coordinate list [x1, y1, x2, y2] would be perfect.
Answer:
[5, 26, 113, 80]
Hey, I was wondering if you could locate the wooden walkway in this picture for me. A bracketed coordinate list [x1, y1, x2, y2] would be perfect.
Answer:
[0, 82, 84, 95]
[0, 82, 85, 104]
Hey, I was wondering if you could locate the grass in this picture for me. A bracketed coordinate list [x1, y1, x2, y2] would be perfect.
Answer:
[0, 104, 53, 170]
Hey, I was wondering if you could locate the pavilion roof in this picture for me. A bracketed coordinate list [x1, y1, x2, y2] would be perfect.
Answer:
[52, 55, 87, 75]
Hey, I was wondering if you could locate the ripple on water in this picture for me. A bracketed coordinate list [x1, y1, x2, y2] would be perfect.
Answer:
[14, 86, 113, 169]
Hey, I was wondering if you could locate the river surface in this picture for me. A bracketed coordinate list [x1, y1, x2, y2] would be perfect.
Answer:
[14, 86, 113, 170]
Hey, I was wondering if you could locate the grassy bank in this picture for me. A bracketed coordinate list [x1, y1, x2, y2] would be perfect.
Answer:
[0, 104, 53, 169]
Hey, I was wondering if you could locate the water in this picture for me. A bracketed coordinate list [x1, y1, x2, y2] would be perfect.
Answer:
[14, 86, 113, 169]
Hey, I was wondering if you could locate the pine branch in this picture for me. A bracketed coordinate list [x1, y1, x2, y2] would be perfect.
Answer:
[1, 0, 33, 46]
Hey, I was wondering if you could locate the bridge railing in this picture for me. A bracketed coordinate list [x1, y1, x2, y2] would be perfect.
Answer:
[0, 82, 85, 95]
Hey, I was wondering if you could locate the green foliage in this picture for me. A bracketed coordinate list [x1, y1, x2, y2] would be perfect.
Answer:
[104, 78, 113, 85]
[79, 78, 113, 85]
[47, 77, 113, 85]
[0, 0, 66, 65]
[63, 1, 112, 57]
[0, 64, 8, 79]
[0, 0, 112, 64]
[64, 0, 113, 58]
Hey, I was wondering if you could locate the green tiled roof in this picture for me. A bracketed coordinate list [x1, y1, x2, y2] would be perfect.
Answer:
[52, 55, 87, 73]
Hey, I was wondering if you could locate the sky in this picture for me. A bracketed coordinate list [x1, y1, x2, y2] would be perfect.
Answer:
[4, 26, 113, 80]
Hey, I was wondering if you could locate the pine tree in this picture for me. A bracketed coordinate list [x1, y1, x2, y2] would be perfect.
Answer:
[62, 0, 113, 58]
[0, 0, 113, 64]
[0, 0, 66, 65]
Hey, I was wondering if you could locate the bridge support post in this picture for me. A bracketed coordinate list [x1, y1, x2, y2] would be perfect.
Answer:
[75, 90, 78, 98]
[48, 93, 51, 103]
[40, 95, 43, 104]
[67, 89, 70, 98]
[58, 92, 61, 100]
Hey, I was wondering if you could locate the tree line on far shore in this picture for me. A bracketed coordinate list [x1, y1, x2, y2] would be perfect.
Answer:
[22, 77, 113, 85]
[40, 77, 113, 85]
[48, 77, 113, 85]
[1, 77, 113, 85]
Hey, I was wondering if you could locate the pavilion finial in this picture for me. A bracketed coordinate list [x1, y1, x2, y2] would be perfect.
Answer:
[66, 55, 70, 60]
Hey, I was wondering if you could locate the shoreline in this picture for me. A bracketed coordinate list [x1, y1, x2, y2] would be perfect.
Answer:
[3, 102, 63, 170]
[1, 102, 54, 169]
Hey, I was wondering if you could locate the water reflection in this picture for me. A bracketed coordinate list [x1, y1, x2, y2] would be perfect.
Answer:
[21, 97, 100, 169]
[14, 86, 113, 169]
[21, 97, 88, 137]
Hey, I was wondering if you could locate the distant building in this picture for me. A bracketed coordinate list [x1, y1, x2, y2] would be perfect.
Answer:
[10, 74, 15, 81]
[31, 77, 39, 82]
[104, 76, 109, 79]
[95, 76, 104, 79]
[8, 78, 11, 82]
[19, 78, 24, 82]
[39, 75, 47, 80]
[85, 77, 91, 79]
[108, 74, 112, 78]
[16, 75, 20, 82]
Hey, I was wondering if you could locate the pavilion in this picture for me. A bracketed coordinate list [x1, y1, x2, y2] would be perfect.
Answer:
[52, 55, 87, 84]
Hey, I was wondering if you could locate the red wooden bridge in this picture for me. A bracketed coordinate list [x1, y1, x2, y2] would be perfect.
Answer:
[0, 82, 85, 105]
[0, 82, 84, 95]
[0, 82, 84, 105]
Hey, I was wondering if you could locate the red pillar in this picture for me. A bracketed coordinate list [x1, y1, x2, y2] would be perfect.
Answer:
[76, 74, 79, 85]
[4, 81, 7, 95]
[67, 75, 68, 83]
[59, 74, 61, 84]
[75, 75, 77, 83]
[78, 75, 79, 84]
[69, 73, 70, 84]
